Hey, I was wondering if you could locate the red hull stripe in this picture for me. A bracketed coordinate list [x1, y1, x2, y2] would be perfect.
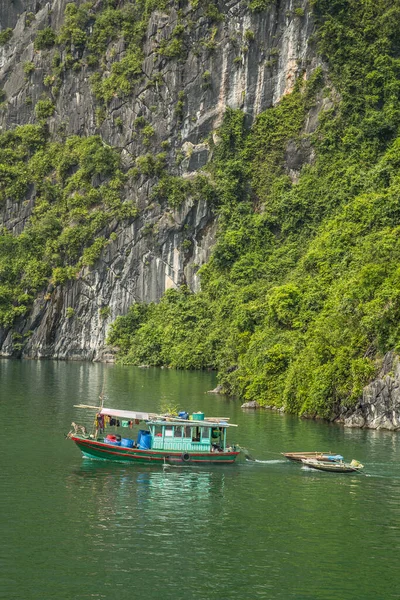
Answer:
[72, 437, 239, 461]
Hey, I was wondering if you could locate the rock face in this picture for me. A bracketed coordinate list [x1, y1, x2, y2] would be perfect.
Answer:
[339, 352, 400, 431]
[0, 0, 317, 359]
[241, 400, 261, 409]
[207, 385, 224, 394]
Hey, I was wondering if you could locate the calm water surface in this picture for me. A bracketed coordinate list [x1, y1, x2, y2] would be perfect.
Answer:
[1, 359, 400, 600]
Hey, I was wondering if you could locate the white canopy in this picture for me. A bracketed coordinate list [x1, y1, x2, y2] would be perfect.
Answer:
[100, 408, 150, 421]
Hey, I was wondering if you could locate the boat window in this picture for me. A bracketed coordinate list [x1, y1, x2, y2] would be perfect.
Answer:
[192, 427, 201, 442]
[154, 425, 163, 437]
[174, 426, 183, 438]
[201, 427, 210, 440]
[164, 426, 173, 437]
[184, 426, 192, 438]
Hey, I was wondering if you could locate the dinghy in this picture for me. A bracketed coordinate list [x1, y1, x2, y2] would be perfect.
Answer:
[301, 458, 364, 473]
[282, 451, 343, 463]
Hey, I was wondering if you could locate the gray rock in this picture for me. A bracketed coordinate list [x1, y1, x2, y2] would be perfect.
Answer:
[341, 352, 400, 431]
[241, 400, 260, 409]
[207, 385, 224, 394]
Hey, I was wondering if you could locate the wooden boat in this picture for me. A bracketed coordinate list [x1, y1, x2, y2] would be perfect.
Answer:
[69, 406, 240, 465]
[282, 451, 343, 463]
[301, 458, 364, 473]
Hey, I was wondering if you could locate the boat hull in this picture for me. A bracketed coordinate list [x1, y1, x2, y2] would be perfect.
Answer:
[72, 436, 240, 464]
[283, 452, 340, 463]
[301, 459, 363, 473]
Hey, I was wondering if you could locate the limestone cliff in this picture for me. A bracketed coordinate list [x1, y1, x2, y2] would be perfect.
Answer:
[338, 353, 400, 431]
[0, 0, 317, 359]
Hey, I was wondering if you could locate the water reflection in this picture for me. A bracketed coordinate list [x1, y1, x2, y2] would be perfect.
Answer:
[65, 460, 228, 529]
[3, 359, 400, 600]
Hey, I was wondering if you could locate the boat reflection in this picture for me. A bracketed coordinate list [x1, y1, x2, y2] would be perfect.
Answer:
[64, 459, 237, 533]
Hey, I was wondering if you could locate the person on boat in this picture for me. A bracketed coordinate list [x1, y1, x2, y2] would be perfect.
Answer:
[212, 444, 222, 452]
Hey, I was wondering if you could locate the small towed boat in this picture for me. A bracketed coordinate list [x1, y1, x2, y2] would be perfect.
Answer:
[282, 451, 343, 463]
[301, 458, 364, 473]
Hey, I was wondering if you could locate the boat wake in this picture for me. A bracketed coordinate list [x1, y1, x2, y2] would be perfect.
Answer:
[245, 458, 286, 464]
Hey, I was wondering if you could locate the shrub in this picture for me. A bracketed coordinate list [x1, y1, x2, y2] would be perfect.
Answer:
[202, 70, 212, 89]
[35, 99, 55, 121]
[0, 28, 13, 46]
[248, 0, 274, 12]
[99, 306, 111, 318]
[23, 62, 35, 75]
[34, 27, 56, 50]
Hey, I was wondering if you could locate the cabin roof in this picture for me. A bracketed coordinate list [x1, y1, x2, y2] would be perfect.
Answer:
[149, 419, 234, 428]
[100, 408, 152, 420]
[90, 407, 237, 427]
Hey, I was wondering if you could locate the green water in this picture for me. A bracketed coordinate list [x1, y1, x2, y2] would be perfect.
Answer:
[1, 359, 400, 600]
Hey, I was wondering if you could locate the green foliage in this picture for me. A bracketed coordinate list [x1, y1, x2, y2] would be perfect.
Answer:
[25, 12, 36, 27]
[202, 70, 212, 89]
[136, 153, 166, 177]
[58, 2, 92, 49]
[4, 0, 400, 419]
[0, 127, 135, 326]
[35, 99, 55, 121]
[114, 116, 123, 130]
[34, 27, 56, 50]
[50, 0, 231, 104]
[0, 28, 13, 46]
[109, 1, 400, 418]
[152, 176, 191, 207]
[204, 3, 224, 22]
[99, 306, 111, 318]
[23, 62, 35, 75]
[92, 49, 143, 102]
[158, 24, 185, 59]
[80, 236, 107, 266]
[153, 173, 217, 209]
[57, 0, 170, 102]
[248, 0, 274, 12]
[175, 91, 185, 122]
[107, 288, 217, 368]
[142, 124, 155, 144]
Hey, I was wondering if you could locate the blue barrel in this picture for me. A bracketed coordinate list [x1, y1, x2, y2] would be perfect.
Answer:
[178, 411, 189, 420]
[136, 429, 147, 447]
[121, 438, 134, 448]
[139, 432, 152, 450]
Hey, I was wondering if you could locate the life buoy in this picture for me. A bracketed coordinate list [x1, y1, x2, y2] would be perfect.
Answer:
[182, 453, 190, 462]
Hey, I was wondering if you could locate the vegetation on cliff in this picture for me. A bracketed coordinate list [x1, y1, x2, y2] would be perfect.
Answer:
[108, 0, 400, 417]
[0, 127, 135, 326]
[2, 0, 400, 417]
